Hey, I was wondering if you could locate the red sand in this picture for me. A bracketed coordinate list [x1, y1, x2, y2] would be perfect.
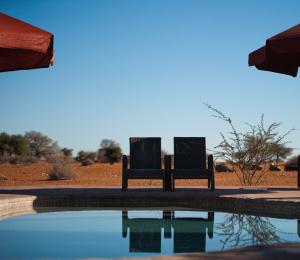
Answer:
[0, 162, 297, 188]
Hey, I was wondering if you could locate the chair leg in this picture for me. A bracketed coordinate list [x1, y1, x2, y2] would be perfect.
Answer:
[122, 175, 128, 191]
[208, 179, 211, 189]
[211, 176, 215, 191]
[172, 176, 175, 191]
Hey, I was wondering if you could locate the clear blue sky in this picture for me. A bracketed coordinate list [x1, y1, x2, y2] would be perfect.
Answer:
[1, 0, 300, 155]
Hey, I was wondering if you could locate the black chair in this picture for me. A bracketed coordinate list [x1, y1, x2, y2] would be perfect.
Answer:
[167, 137, 215, 191]
[122, 137, 167, 191]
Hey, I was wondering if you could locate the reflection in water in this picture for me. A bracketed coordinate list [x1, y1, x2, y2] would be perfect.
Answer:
[0, 209, 300, 259]
[0, 210, 299, 259]
[122, 211, 300, 254]
[215, 214, 282, 249]
[122, 210, 214, 253]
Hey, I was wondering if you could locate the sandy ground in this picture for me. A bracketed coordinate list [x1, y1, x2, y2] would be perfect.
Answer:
[0, 162, 297, 188]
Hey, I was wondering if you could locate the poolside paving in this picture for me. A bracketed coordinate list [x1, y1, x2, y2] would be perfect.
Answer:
[0, 186, 300, 218]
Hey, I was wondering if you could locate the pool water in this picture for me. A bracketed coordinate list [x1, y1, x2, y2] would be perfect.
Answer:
[0, 209, 299, 259]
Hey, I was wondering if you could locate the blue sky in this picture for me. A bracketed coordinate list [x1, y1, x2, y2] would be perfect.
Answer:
[1, 0, 300, 155]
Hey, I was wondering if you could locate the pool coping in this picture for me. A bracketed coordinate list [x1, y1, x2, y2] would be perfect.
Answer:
[0, 186, 300, 219]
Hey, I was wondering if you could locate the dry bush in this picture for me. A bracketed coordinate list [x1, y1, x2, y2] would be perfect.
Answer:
[0, 152, 10, 163]
[9, 155, 38, 164]
[48, 161, 78, 180]
[81, 159, 94, 166]
[207, 104, 294, 186]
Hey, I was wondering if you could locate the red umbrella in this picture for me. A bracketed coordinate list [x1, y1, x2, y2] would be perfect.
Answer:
[249, 24, 300, 77]
[0, 12, 54, 72]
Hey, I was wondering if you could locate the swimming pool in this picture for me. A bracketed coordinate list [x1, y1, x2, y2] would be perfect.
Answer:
[0, 209, 299, 259]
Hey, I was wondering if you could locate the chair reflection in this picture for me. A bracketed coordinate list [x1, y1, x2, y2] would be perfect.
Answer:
[122, 210, 214, 253]
[172, 211, 214, 253]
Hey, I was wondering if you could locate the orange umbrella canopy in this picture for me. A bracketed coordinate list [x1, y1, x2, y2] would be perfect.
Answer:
[249, 24, 300, 77]
[0, 12, 54, 72]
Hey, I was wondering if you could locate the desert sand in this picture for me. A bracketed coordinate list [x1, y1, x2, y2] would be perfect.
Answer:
[0, 162, 297, 188]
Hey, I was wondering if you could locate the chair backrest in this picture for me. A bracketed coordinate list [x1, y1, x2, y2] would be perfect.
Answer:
[128, 219, 162, 252]
[172, 218, 206, 253]
[174, 137, 206, 169]
[130, 137, 161, 169]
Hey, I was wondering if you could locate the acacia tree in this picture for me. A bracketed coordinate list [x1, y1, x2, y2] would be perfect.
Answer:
[269, 143, 293, 163]
[24, 131, 60, 160]
[207, 105, 294, 186]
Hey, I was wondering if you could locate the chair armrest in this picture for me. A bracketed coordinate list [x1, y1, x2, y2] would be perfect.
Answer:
[122, 155, 128, 170]
[208, 154, 214, 172]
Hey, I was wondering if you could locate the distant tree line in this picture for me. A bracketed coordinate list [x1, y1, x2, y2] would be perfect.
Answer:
[0, 131, 122, 165]
[0, 131, 61, 164]
[76, 139, 122, 166]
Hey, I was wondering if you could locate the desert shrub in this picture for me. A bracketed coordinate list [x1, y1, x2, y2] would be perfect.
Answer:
[285, 156, 298, 165]
[9, 155, 38, 164]
[207, 105, 294, 186]
[269, 164, 280, 171]
[61, 147, 73, 158]
[24, 131, 60, 160]
[0, 151, 10, 163]
[215, 163, 233, 173]
[269, 143, 293, 163]
[48, 161, 78, 180]
[0, 132, 30, 163]
[76, 150, 96, 166]
[284, 156, 299, 171]
[97, 149, 107, 163]
[81, 159, 94, 166]
[0, 132, 29, 159]
[45, 149, 72, 164]
[97, 139, 122, 164]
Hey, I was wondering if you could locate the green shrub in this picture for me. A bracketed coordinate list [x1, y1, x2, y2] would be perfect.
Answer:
[76, 151, 96, 166]
[48, 161, 78, 180]
[81, 159, 94, 166]
[0, 132, 29, 160]
[97, 139, 122, 164]
[61, 148, 73, 158]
